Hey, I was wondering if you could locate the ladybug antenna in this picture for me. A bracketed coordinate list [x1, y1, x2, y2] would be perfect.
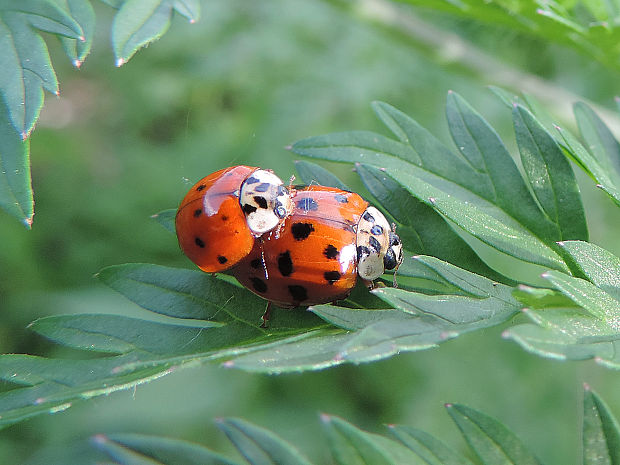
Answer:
[288, 174, 296, 193]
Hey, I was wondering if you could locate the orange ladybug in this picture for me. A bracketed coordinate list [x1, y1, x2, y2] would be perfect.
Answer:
[231, 185, 403, 308]
[175, 166, 293, 272]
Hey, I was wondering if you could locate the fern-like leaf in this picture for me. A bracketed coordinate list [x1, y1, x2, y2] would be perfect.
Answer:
[93, 388, 620, 464]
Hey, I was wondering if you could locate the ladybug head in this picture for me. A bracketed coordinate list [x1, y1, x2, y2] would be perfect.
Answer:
[239, 169, 294, 236]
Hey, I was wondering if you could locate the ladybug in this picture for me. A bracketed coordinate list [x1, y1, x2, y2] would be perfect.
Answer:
[231, 185, 403, 308]
[175, 166, 293, 272]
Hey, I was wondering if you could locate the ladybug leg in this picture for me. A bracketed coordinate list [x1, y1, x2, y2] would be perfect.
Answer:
[260, 301, 272, 328]
[362, 279, 375, 290]
[259, 238, 269, 280]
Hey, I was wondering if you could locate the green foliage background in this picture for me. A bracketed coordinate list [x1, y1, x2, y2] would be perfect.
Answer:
[1, 0, 620, 463]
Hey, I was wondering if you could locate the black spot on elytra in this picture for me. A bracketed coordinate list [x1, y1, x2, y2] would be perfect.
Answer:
[194, 208, 202, 217]
[291, 222, 314, 240]
[253, 196, 268, 209]
[362, 211, 375, 223]
[254, 182, 271, 193]
[297, 197, 318, 211]
[195, 237, 205, 248]
[221, 215, 229, 221]
[371, 225, 384, 236]
[217, 256, 228, 264]
[245, 176, 260, 185]
[369, 236, 382, 252]
[196, 184, 206, 191]
[324, 244, 339, 259]
[335, 194, 348, 203]
[277, 251, 293, 276]
[324, 271, 341, 284]
[250, 258, 261, 269]
[243, 203, 257, 214]
[357, 245, 371, 259]
[251, 277, 267, 293]
[288, 285, 308, 302]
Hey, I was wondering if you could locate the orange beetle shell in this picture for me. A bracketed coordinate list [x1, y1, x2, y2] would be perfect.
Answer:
[175, 166, 258, 272]
[232, 185, 369, 307]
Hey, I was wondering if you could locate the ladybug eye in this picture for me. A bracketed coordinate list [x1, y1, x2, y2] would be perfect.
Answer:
[274, 205, 287, 218]
[383, 249, 397, 270]
[386, 231, 404, 271]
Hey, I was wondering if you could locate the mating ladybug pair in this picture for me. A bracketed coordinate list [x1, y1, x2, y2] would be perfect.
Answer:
[175, 165, 403, 309]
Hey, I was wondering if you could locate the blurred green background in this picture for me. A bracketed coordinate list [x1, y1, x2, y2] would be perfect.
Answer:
[1, 1, 620, 463]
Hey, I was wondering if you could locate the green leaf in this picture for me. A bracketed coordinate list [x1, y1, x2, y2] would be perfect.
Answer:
[0, 110, 32, 227]
[223, 317, 450, 373]
[216, 418, 314, 465]
[446, 404, 543, 465]
[294, 160, 350, 190]
[0, 313, 325, 429]
[395, 0, 620, 72]
[355, 163, 512, 284]
[488, 88, 620, 206]
[0, 353, 175, 430]
[520, 93, 560, 137]
[87, 395, 620, 464]
[504, 247, 620, 364]
[97, 263, 263, 321]
[542, 271, 620, 327]
[521, 307, 619, 342]
[554, 124, 612, 184]
[488, 85, 523, 109]
[0, 262, 330, 428]
[151, 208, 176, 233]
[101, 0, 124, 7]
[373, 256, 520, 326]
[388, 425, 473, 465]
[96, 263, 324, 331]
[505, 279, 620, 362]
[557, 241, 620, 302]
[224, 256, 520, 373]
[583, 387, 620, 465]
[447, 92, 557, 242]
[505, 322, 615, 362]
[0, 0, 83, 137]
[322, 414, 424, 465]
[567, 102, 620, 206]
[291, 97, 570, 272]
[575, 102, 620, 184]
[512, 285, 577, 309]
[512, 104, 588, 241]
[30, 314, 223, 355]
[94, 433, 242, 465]
[112, 0, 199, 66]
[58, 0, 95, 68]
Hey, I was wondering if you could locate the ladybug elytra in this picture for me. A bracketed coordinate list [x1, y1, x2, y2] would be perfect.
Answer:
[175, 166, 403, 309]
[175, 166, 293, 272]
